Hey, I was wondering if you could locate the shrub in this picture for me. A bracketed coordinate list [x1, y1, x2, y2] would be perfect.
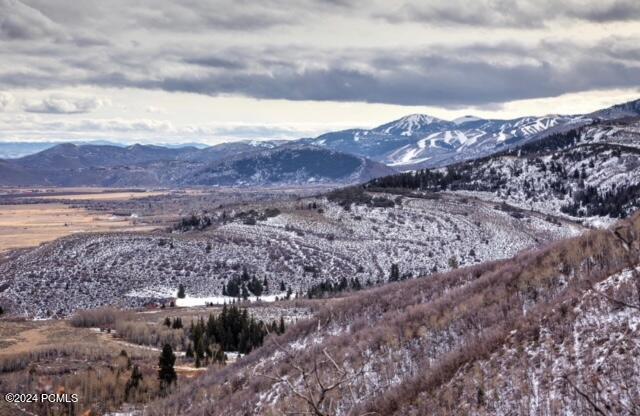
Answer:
[70, 307, 132, 328]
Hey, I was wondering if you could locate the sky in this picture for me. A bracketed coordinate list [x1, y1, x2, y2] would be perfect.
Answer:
[0, 0, 639, 145]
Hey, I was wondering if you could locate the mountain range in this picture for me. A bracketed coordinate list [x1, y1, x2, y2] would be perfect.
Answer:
[0, 141, 394, 187]
[0, 98, 639, 187]
[303, 102, 640, 169]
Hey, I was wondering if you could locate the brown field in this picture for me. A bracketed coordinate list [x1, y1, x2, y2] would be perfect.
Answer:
[0, 202, 158, 252]
[0, 320, 95, 356]
[30, 190, 169, 201]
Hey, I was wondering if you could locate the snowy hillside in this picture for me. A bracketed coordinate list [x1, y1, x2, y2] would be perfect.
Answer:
[368, 118, 640, 226]
[143, 210, 640, 416]
[0, 192, 581, 318]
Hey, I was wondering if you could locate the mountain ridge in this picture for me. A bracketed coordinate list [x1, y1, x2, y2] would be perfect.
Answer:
[0, 142, 395, 187]
[303, 98, 640, 169]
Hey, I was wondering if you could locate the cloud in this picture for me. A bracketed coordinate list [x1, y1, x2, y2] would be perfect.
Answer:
[23, 95, 109, 114]
[0, 92, 14, 110]
[0, 0, 63, 40]
[377, 0, 640, 27]
[0, 0, 639, 111]
[65, 39, 639, 108]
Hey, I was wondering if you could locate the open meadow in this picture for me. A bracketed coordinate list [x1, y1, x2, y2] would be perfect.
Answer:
[0, 193, 160, 253]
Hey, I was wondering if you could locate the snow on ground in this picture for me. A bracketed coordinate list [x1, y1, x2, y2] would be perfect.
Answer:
[175, 293, 287, 307]
[0, 193, 583, 318]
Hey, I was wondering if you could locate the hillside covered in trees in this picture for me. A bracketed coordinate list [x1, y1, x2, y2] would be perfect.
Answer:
[367, 118, 640, 222]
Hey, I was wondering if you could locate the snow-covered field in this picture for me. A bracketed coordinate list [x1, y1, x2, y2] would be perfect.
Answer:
[174, 293, 286, 307]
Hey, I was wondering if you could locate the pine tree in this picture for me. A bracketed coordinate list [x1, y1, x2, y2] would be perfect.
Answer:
[241, 283, 249, 300]
[163, 317, 171, 327]
[278, 316, 285, 335]
[448, 256, 459, 269]
[172, 317, 183, 329]
[248, 276, 263, 296]
[185, 343, 194, 359]
[177, 284, 186, 299]
[241, 266, 250, 281]
[158, 344, 177, 392]
[214, 346, 225, 364]
[389, 263, 400, 281]
[125, 364, 143, 401]
[279, 281, 286, 291]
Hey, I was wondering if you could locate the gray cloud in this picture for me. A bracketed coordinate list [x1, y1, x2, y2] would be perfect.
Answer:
[23, 95, 107, 114]
[0, 0, 639, 110]
[63, 39, 638, 108]
[0, 92, 14, 110]
[0, 0, 63, 40]
[183, 56, 247, 70]
[378, 0, 640, 27]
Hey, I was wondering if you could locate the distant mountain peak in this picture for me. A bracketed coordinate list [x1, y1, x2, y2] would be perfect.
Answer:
[397, 113, 442, 124]
[375, 113, 451, 137]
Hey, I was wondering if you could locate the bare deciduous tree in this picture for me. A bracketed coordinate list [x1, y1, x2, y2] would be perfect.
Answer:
[254, 338, 375, 416]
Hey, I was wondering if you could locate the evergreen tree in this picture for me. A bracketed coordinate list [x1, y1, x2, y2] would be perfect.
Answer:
[214, 346, 226, 364]
[177, 284, 186, 299]
[241, 266, 250, 281]
[448, 256, 459, 269]
[125, 365, 143, 401]
[389, 263, 400, 281]
[172, 317, 183, 329]
[278, 316, 285, 335]
[158, 344, 177, 392]
[185, 343, 194, 359]
[241, 283, 250, 300]
[248, 276, 263, 296]
[163, 317, 171, 327]
[279, 281, 286, 291]
[226, 277, 241, 297]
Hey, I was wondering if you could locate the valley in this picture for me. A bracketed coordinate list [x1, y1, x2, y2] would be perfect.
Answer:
[0, 195, 159, 253]
[4, 2, 640, 414]
[0, 101, 639, 416]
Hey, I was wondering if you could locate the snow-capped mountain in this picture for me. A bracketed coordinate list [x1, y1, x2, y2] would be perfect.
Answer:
[305, 113, 589, 170]
[368, 117, 640, 224]
[303, 98, 640, 170]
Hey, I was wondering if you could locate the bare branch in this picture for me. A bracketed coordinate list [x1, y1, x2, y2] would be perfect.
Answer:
[564, 376, 608, 416]
[590, 285, 640, 311]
